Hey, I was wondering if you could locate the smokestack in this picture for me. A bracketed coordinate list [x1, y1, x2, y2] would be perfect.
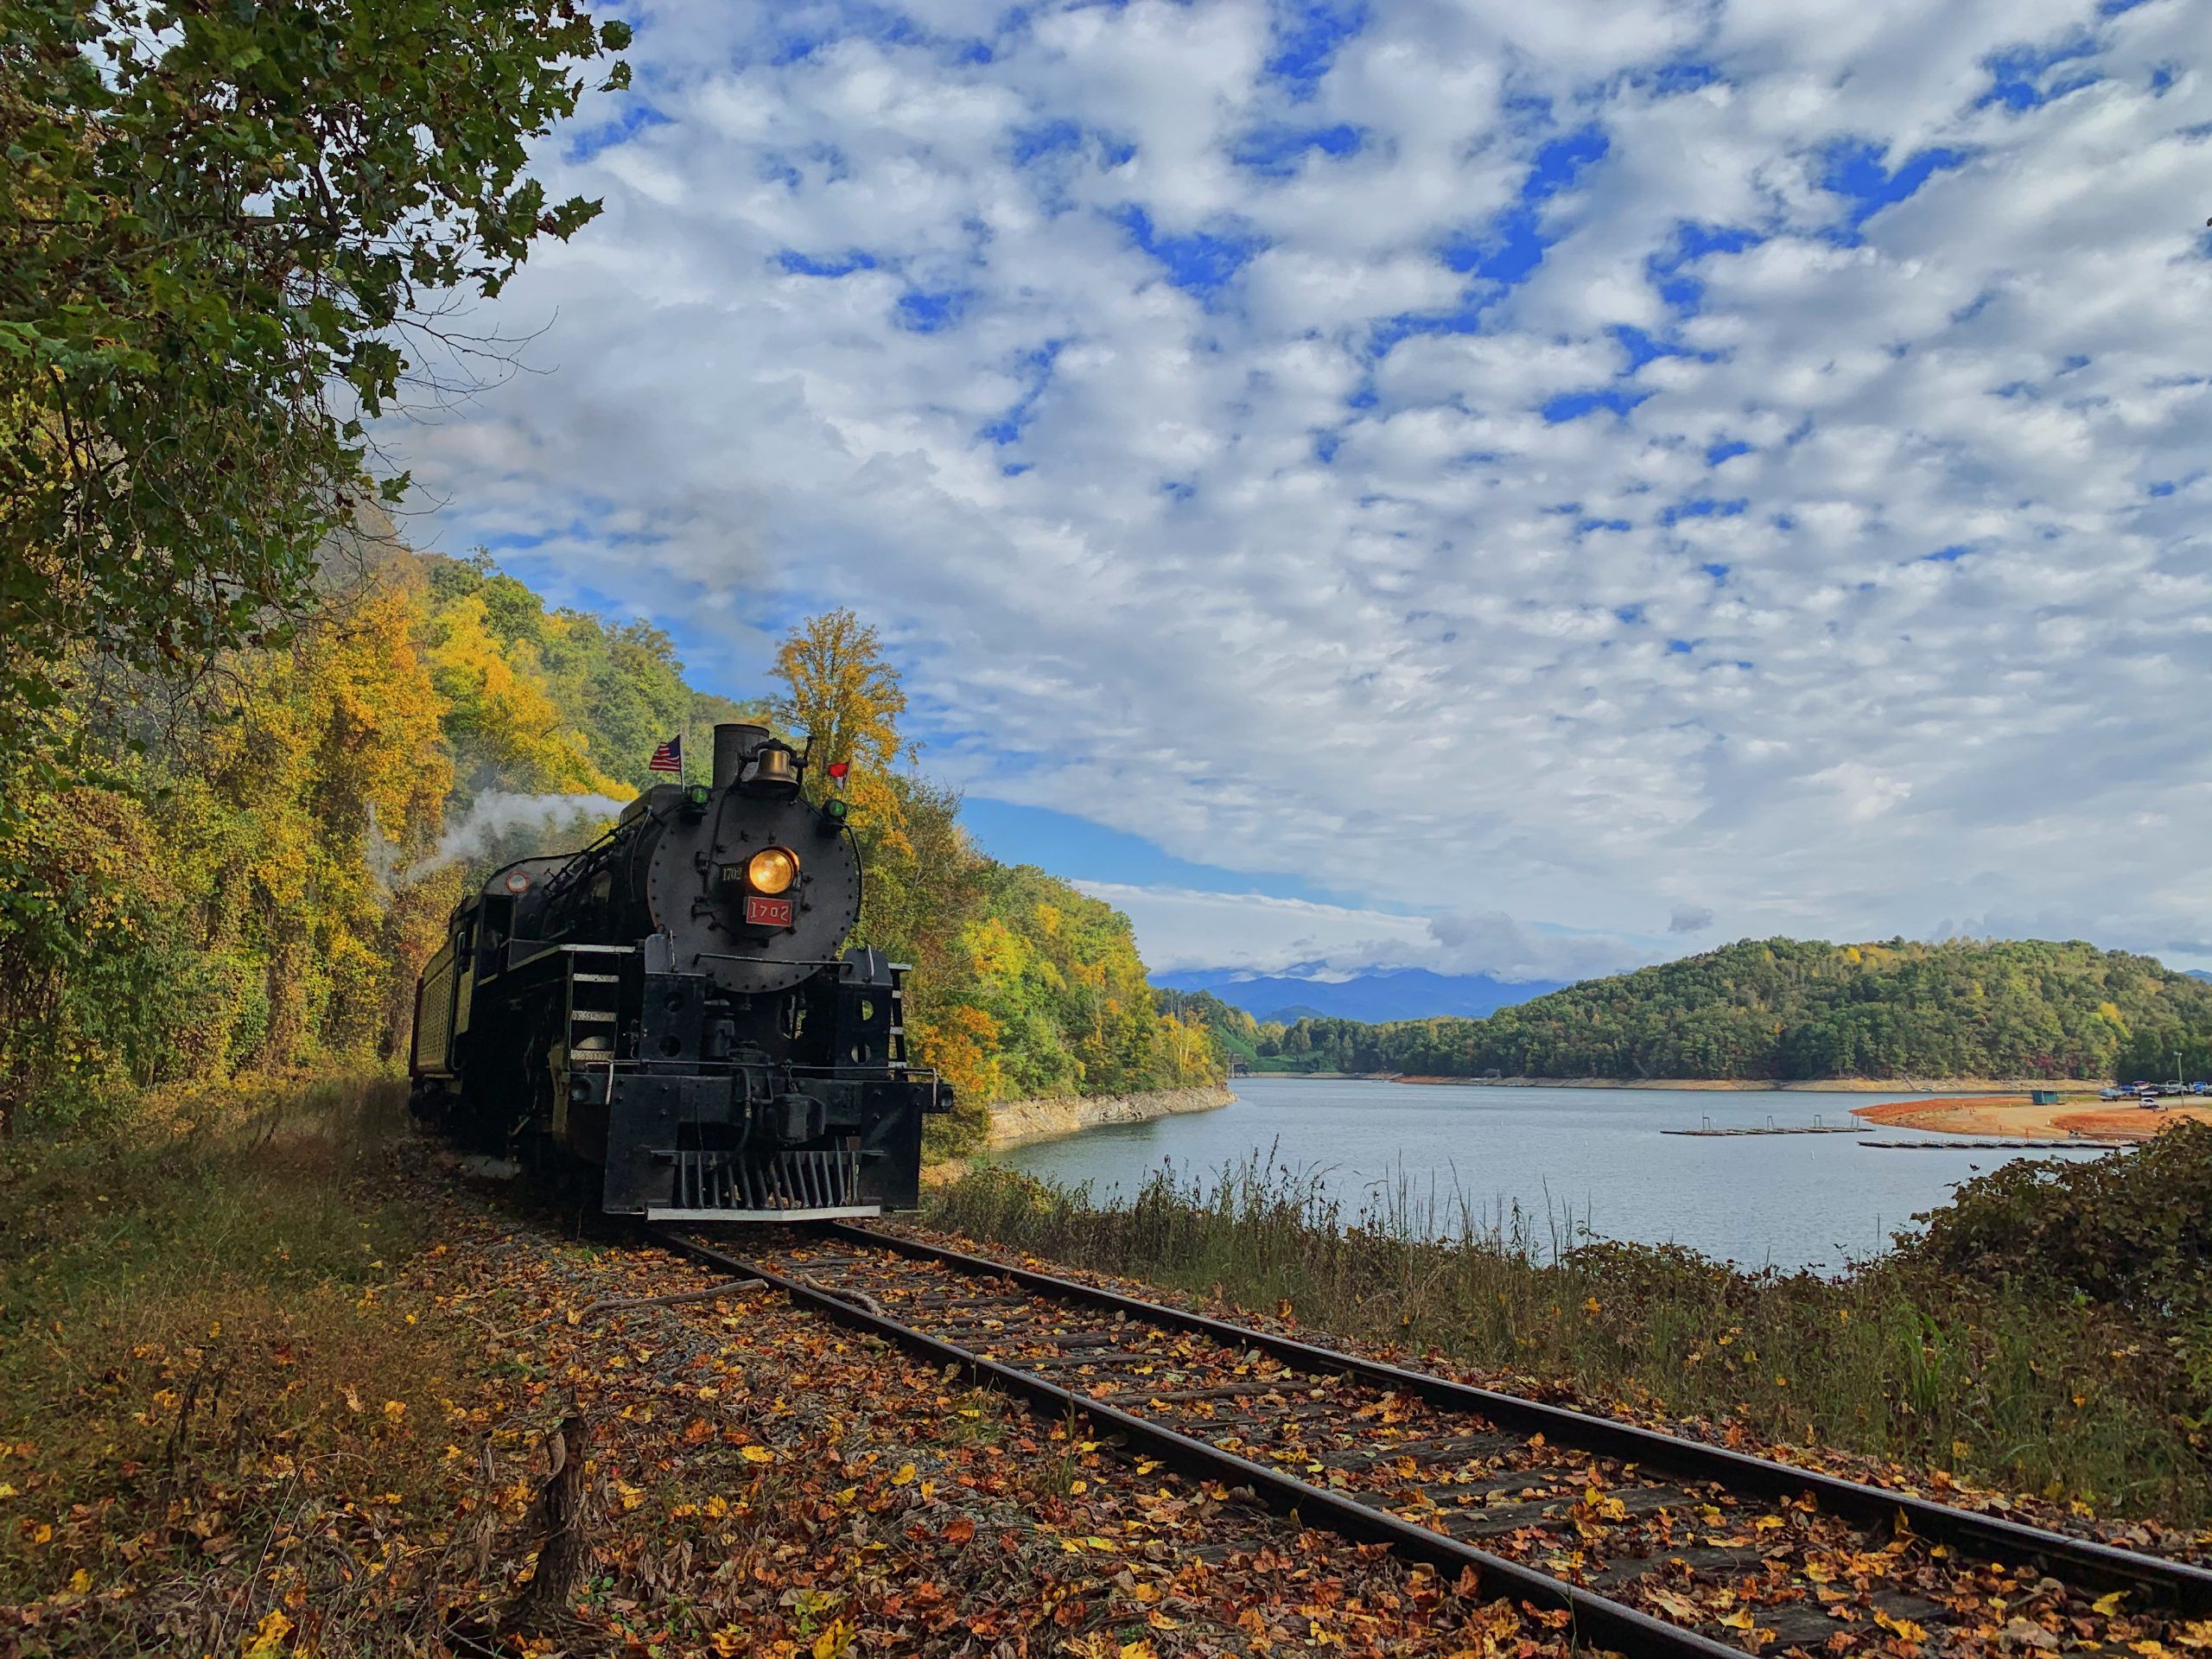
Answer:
[712, 723, 769, 790]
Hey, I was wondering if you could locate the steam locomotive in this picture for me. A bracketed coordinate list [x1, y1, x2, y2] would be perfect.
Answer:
[408, 722, 949, 1218]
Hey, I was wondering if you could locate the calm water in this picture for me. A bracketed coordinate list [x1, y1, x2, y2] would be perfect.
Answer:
[999, 1077, 2109, 1274]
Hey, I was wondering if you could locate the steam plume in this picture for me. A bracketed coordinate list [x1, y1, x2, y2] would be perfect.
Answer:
[403, 791, 626, 884]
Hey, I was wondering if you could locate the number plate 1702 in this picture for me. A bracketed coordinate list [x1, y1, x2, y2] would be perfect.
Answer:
[744, 895, 795, 928]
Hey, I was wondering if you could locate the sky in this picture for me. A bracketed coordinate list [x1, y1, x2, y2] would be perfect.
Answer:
[386, 0, 2212, 985]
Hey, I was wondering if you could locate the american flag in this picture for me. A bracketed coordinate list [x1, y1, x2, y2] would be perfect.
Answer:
[648, 734, 683, 774]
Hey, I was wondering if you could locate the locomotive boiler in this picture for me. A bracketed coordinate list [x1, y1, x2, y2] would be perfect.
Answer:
[408, 722, 949, 1218]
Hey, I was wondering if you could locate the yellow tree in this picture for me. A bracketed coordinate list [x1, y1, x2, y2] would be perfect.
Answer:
[772, 609, 912, 854]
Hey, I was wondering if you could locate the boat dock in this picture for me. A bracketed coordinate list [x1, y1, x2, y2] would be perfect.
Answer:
[1663, 1115, 1859, 1136]
[1857, 1138, 2111, 1151]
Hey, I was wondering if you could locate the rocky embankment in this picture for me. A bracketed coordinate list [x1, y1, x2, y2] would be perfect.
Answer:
[987, 1083, 1234, 1148]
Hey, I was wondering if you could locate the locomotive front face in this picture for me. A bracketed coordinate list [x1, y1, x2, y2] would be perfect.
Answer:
[414, 721, 949, 1222]
[641, 778, 861, 997]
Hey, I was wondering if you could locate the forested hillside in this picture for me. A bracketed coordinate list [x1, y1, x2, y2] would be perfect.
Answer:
[1231, 938, 2212, 1083]
[0, 542, 1217, 1146]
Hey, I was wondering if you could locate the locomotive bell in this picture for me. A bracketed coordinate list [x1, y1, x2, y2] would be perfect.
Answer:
[742, 742, 800, 798]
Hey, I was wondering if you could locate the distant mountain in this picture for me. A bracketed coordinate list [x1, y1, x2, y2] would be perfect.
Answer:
[1152, 967, 1567, 1025]
[2190, 969, 2212, 982]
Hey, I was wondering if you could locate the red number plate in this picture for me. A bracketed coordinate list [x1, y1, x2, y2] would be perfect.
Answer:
[744, 894, 795, 928]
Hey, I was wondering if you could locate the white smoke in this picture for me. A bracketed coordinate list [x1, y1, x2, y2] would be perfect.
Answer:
[402, 791, 626, 884]
[365, 802, 404, 893]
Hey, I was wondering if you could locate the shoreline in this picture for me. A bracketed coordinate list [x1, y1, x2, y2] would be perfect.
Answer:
[1850, 1093, 2212, 1143]
[1388, 1074, 2113, 1095]
[983, 1082, 1236, 1150]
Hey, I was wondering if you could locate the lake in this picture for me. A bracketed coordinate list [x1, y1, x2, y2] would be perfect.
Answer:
[997, 1076, 2108, 1274]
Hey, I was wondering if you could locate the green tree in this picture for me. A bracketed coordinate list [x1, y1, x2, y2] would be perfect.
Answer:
[0, 0, 629, 743]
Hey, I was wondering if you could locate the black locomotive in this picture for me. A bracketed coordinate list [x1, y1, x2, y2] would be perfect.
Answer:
[409, 721, 949, 1218]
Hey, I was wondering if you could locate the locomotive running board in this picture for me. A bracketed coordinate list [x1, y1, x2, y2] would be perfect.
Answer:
[646, 1204, 882, 1223]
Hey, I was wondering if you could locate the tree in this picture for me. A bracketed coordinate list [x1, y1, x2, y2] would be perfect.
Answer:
[0, 0, 630, 746]
[772, 609, 913, 854]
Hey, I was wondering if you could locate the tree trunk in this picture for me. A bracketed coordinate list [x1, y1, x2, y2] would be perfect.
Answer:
[504, 1414, 592, 1632]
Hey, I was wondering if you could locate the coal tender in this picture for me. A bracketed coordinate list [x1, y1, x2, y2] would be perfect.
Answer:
[409, 722, 949, 1218]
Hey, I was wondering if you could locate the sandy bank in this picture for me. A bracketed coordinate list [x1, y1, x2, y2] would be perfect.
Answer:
[985, 1084, 1236, 1150]
[1852, 1094, 2212, 1144]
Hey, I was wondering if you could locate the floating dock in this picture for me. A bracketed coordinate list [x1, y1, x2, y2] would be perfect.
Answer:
[1663, 1115, 1859, 1136]
[1857, 1138, 2112, 1151]
[1662, 1125, 1861, 1136]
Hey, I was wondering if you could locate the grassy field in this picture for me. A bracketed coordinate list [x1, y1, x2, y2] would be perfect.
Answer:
[0, 1075, 480, 1650]
[929, 1131, 2212, 1524]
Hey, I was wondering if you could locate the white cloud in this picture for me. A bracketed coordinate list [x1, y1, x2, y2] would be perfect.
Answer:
[382, 0, 2212, 980]
[1076, 883, 1659, 983]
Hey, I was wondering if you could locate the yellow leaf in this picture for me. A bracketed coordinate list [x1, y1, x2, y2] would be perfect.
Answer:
[1876, 1611, 1929, 1643]
[704, 1495, 730, 1519]
[382, 1400, 405, 1423]
[892, 1463, 917, 1485]
[740, 1446, 775, 1464]
[2096, 1592, 2130, 1616]
[242, 1608, 294, 1658]
[1719, 1610, 1756, 1630]
[812, 1618, 852, 1659]
[67, 1568, 90, 1593]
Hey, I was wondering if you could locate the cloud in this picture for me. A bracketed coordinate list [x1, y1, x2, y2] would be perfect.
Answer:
[379, 0, 2212, 978]
[1077, 883, 1658, 982]
[1669, 905, 1715, 934]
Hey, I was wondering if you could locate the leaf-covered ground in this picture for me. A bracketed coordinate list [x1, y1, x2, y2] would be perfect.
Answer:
[3, 1153, 1571, 1657]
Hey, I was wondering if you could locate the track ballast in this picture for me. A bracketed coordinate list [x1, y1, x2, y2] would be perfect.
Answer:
[647, 1220, 2212, 1659]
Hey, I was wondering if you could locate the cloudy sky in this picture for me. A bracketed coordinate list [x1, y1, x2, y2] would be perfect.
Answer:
[390, 0, 2212, 983]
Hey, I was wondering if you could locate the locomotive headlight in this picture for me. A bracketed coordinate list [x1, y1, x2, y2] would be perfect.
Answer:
[746, 846, 799, 894]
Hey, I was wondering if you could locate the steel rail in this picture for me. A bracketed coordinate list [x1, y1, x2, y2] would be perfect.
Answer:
[646, 1224, 1746, 1659]
[827, 1221, 2212, 1612]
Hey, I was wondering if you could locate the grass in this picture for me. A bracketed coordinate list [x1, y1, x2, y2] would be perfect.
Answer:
[928, 1149, 2212, 1524]
[0, 1072, 483, 1651]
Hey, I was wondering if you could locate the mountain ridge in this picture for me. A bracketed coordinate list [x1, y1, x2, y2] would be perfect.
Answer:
[1152, 966, 1567, 1025]
[1193, 938, 2212, 1083]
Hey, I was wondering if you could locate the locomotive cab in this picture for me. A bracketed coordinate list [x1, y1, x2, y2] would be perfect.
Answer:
[409, 722, 949, 1218]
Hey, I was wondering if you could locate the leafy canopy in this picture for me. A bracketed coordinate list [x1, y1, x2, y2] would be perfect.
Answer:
[1243, 937, 2212, 1083]
[0, 0, 628, 736]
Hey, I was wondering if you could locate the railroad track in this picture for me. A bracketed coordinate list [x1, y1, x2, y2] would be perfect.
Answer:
[647, 1220, 2212, 1658]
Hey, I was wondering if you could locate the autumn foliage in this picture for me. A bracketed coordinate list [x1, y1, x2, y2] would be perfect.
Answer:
[0, 547, 1217, 1142]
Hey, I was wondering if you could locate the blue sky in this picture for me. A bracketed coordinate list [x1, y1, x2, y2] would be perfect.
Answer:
[391, 0, 2212, 981]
